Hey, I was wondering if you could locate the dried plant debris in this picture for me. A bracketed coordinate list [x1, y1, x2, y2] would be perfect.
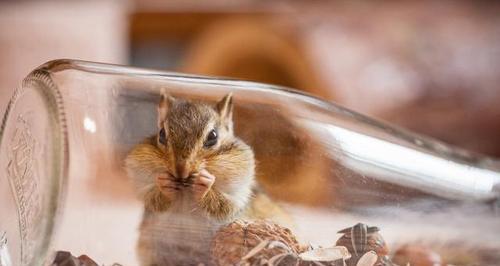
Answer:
[299, 246, 350, 262]
[355, 251, 378, 266]
[336, 223, 392, 266]
[211, 220, 352, 266]
[238, 242, 351, 266]
[50, 251, 123, 266]
[51, 221, 499, 266]
[51, 251, 98, 266]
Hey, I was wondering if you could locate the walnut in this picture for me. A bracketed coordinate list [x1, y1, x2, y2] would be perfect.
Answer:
[211, 220, 304, 265]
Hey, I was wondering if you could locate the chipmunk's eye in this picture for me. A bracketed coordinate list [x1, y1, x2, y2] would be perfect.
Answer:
[204, 129, 217, 148]
[158, 128, 167, 145]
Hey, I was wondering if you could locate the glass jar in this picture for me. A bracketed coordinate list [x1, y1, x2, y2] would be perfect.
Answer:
[1, 59, 499, 266]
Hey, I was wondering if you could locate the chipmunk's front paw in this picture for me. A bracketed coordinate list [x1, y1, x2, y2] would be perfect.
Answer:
[155, 174, 178, 200]
[192, 169, 216, 200]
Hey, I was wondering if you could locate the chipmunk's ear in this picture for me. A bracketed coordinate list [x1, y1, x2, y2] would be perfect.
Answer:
[158, 89, 175, 128]
[216, 93, 233, 129]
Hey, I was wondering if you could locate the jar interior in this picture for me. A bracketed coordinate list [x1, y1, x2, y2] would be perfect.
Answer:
[3, 61, 499, 265]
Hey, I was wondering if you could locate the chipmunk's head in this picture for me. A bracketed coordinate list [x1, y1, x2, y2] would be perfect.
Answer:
[154, 91, 254, 185]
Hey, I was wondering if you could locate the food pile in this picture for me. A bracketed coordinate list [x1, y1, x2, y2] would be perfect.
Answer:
[211, 220, 388, 266]
[211, 220, 458, 266]
[52, 220, 496, 266]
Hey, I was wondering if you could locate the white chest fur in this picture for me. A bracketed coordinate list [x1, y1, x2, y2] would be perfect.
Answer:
[138, 194, 223, 265]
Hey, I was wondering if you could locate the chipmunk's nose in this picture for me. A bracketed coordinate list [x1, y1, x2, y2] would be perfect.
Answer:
[175, 162, 190, 179]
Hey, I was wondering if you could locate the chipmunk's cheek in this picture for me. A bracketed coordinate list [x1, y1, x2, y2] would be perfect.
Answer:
[198, 161, 207, 172]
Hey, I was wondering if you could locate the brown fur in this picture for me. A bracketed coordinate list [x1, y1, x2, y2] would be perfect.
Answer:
[125, 93, 286, 265]
[199, 188, 235, 221]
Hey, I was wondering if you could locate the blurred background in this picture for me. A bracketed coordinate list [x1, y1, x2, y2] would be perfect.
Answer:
[2, 1, 500, 264]
[1, 0, 500, 157]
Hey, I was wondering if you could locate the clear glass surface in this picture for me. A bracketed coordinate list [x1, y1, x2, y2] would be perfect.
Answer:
[1, 59, 499, 265]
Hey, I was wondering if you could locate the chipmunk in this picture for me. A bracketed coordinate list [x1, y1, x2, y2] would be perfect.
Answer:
[125, 92, 287, 266]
